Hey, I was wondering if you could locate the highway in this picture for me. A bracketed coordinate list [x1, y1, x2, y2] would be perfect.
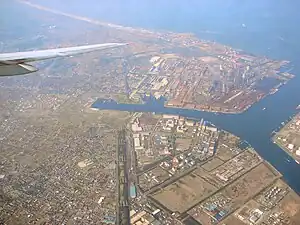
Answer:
[116, 129, 130, 225]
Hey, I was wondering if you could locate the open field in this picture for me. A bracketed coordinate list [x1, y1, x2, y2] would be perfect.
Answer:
[223, 163, 279, 209]
[151, 170, 217, 213]
[222, 215, 248, 225]
[201, 157, 224, 172]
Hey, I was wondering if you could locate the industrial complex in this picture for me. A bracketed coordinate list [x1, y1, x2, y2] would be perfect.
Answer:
[273, 112, 300, 164]
[116, 113, 300, 225]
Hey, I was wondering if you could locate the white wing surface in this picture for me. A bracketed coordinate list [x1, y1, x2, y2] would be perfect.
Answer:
[0, 43, 127, 76]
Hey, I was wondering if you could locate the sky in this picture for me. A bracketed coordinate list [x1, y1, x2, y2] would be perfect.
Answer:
[1, 0, 300, 59]
[10, 0, 296, 58]
[20, 0, 299, 39]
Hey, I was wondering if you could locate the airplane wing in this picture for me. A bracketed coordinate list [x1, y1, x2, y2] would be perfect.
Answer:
[0, 43, 127, 76]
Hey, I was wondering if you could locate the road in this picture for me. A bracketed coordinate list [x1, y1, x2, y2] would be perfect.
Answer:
[116, 129, 130, 225]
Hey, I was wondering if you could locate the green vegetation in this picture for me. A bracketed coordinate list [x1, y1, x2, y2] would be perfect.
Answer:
[114, 94, 142, 104]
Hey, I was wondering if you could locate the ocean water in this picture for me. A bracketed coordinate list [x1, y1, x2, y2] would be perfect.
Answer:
[23, 1, 300, 56]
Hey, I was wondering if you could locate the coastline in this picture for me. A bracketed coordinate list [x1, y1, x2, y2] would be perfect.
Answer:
[90, 77, 291, 116]
[163, 73, 294, 115]
[272, 112, 300, 164]
[273, 139, 300, 164]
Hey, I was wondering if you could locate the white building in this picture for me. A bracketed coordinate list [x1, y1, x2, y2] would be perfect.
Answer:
[166, 119, 174, 128]
[288, 144, 294, 151]
[185, 120, 195, 126]
[206, 126, 218, 132]
[163, 126, 172, 131]
[150, 56, 161, 64]
[134, 137, 141, 148]
[177, 126, 185, 133]
[97, 196, 105, 205]
[163, 114, 180, 120]
[132, 123, 142, 132]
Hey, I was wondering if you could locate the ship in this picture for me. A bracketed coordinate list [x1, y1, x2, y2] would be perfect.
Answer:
[269, 88, 278, 95]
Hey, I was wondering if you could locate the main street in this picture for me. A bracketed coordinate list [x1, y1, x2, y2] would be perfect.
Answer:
[116, 129, 130, 225]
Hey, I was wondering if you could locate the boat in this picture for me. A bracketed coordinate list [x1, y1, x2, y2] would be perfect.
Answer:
[262, 107, 266, 111]
[297, 105, 300, 110]
[295, 160, 300, 164]
[286, 158, 291, 162]
[270, 88, 278, 95]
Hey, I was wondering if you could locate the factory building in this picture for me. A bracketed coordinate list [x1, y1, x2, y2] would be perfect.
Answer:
[185, 119, 195, 126]
[132, 123, 142, 132]
[206, 126, 218, 132]
[134, 137, 141, 148]
[288, 143, 294, 150]
[163, 114, 180, 120]
[133, 134, 144, 151]
[130, 210, 156, 225]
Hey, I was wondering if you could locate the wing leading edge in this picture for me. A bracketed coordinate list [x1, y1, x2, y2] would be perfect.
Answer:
[0, 43, 127, 76]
